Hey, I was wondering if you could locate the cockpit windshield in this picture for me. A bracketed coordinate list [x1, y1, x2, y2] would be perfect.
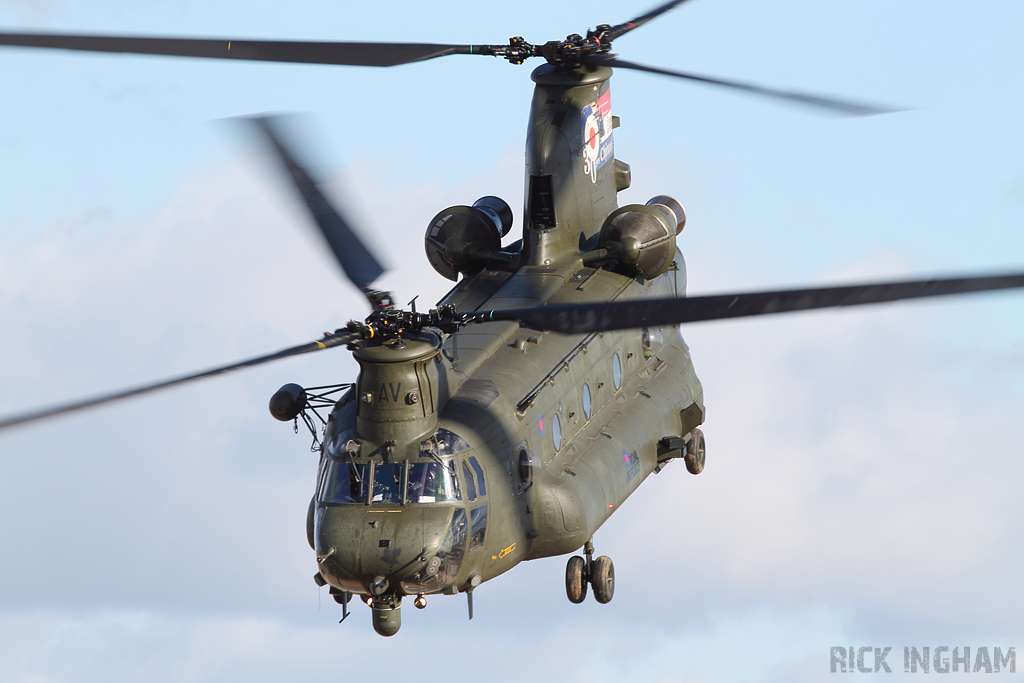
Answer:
[370, 462, 403, 504]
[407, 462, 461, 503]
[317, 427, 470, 505]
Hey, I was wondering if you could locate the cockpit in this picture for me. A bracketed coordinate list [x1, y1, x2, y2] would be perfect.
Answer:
[313, 425, 491, 609]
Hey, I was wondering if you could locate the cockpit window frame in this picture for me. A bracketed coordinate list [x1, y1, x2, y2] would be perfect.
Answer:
[462, 460, 478, 502]
[368, 460, 404, 506]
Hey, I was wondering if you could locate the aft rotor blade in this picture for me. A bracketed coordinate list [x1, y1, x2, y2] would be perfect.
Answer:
[249, 116, 385, 297]
[608, 0, 695, 41]
[0, 332, 355, 431]
[0, 33, 508, 67]
[587, 55, 898, 116]
[477, 272, 1024, 334]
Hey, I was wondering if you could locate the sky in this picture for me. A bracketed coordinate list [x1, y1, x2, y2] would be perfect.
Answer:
[1, 0, 1023, 681]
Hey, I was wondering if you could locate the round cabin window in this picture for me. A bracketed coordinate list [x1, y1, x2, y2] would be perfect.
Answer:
[612, 353, 622, 390]
[552, 414, 562, 451]
[582, 383, 592, 420]
[519, 448, 538, 484]
[642, 327, 664, 359]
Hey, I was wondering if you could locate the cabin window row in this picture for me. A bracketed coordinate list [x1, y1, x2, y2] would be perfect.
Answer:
[540, 350, 625, 454]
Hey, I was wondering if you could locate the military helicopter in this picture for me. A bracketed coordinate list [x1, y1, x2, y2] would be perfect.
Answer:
[2, 0, 1024, 638]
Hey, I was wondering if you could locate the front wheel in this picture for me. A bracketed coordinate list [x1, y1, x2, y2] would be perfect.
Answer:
[565, 555, 588, 604]
[591, 555, 615, 604]
[684, 429, 705, 475]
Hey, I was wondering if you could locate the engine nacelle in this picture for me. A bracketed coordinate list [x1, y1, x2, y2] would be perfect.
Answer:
[598, 195, 686, 280]
[425, 196, 513, 281]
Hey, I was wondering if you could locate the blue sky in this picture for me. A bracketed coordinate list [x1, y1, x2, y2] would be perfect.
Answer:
[1, 1, 1023, 681]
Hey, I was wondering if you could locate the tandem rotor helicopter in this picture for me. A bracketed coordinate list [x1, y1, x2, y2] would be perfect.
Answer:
[2, 0, 1024, 637]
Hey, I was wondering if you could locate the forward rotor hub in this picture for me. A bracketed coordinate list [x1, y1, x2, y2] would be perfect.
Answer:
[497, 25, 614, 68]
[341, 301, 478, 349]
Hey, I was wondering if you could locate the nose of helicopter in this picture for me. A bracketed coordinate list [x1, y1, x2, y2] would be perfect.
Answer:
[315, 504, 453, 592]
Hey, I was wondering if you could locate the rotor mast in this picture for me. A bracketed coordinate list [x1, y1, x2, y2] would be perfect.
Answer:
[522, 64, 624, 268]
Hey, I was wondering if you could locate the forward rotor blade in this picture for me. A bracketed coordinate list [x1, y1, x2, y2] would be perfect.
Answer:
[608, 0, 695, 41]
[478, 272, 1024, 334]
[0, 332, 355, 432]
[249, 116, 385, 297]
[587, 55, 898, 116]
[0, 32, 506, 67]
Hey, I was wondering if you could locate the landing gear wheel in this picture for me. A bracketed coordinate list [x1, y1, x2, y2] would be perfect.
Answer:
[684, 428, 705, 475]
[565, 555, 588, 604]
[591, 555, 615, 604]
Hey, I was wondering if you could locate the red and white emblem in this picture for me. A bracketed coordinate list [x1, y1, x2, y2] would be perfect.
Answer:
[581, 90, 613, 183]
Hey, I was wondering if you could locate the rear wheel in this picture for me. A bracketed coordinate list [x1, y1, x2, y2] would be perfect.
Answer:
[565, 555, 588, 604]
[591, 555, 615, 604]
[684, 429, 705, 475]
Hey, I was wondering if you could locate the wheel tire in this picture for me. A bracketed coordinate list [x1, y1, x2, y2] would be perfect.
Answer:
[565, 555, 588, 604]
[684, 428, 705, 475]
[591, 555, 615, 604]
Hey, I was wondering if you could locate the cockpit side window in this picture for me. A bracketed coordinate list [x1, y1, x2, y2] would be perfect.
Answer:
[441, 508, 468, 556]
[462, 461, 478, 502]
[468, 456, 486, 496]
[469, 504, 488, 551]
[370, 462, 403, 505]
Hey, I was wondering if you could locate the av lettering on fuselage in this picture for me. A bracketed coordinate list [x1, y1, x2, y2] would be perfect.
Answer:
[581, 90, 613, 182]
[378, 383, 402, 403]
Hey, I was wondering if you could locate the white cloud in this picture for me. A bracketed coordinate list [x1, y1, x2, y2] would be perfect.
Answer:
[610, 291, 1024, 628]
